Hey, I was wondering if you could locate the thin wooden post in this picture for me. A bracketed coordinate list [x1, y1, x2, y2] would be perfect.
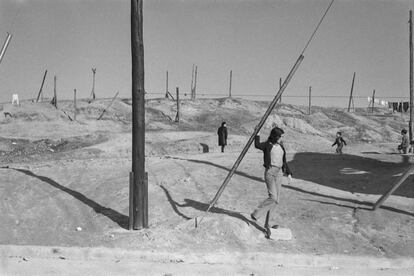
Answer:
[190, 65, 195, 100]
[90, 68, 96, 101]
[347, 72, 356, 112]
[229, 70, 232, 98]
[371, 89, 375, 113]
[373, 165, 414, 210]
[130, 0, 147, 230]
[97, 91, 119, 120]
[175, 87, 180, 123]
[165, 71, 169, 98]
[0, 32, 12, 65]
[279, 77, 282, 103]
[53, 75, 57, 108]
[308, 86, 312, 115]
[73, 89, 77, 120]
[194, 65, 198, 99]
[207, 55, 304, 212]
[409, 10, 413, 141]
[36, 70, 47, 102]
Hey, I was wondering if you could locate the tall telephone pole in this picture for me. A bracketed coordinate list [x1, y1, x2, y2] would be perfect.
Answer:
[409, 10, 413, 141]
[130, 0, 148, 230]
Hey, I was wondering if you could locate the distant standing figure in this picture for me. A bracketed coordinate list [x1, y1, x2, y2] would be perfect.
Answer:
[251, 127, 292, 239]
[332, 131, 347, 154]
[398, 129, 409, 154]
[217, 122, 228, 153]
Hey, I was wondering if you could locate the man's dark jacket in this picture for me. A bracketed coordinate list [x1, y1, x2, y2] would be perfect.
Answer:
[254, 135, 292, 175]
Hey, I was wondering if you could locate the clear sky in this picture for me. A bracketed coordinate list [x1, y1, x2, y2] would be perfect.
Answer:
[0, 0, 413, 107]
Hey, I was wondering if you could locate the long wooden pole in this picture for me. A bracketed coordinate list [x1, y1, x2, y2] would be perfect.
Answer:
[175, 87, 180, 123]
[373, 165, 414, 210]
[53, 75, 57, 108]
[308, 86, 312, 115]
[194, 65, 198, 99]
[73, 89, 77, 120]
[279, 77, 282, 103]
[0, 32, 12, 65]
[165, 71, 169, 98]
[229, 70, 232, 98]
[130, 0, 147, 230]
[207, 55, 304, 212]
[206, 0, 335, 212]
[91, 68, 96, 100]
[409, 10, 413, 141]
[36, 70, 47, 102]
[371, 89, 375, 113]
[347, 72, 356, 112]
[190, 65, 195, 100]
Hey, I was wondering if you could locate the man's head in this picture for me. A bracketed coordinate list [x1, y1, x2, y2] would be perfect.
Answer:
[336, 131, 342, 137]
[222, 122, 226, 127]
[402, 129, 407, 135]
[268, 127, 284, 144]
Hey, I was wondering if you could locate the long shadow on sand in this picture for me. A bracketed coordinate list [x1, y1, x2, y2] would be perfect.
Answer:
[159, 185, 265, 232]
[10, 168, 129, 229]
[165, 156, 263, 183]
[172, 154, 414, 218]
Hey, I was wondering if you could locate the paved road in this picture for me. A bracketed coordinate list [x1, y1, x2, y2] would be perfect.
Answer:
[0, 245, 413, 276]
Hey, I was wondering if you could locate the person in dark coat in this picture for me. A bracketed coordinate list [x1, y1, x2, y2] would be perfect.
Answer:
[217, 122, 228, 153]
[398, 129, 409, 154]
[251, 127, 292, 238]
[332, 131, 347, 154]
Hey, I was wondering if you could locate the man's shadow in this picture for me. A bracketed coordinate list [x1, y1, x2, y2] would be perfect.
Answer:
[159, 185, 265, 232]
[168, 155, 414, 218]
[9, 168, 129, 229]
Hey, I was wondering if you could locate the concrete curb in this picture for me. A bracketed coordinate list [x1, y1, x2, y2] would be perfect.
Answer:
[0, 245, 413, 269]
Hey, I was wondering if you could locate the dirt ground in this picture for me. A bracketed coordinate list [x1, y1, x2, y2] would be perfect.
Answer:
[0, 98, 413, 270]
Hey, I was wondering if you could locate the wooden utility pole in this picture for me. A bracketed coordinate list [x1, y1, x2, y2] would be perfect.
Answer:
[73, 89, 77, 120]
[347, 72, 356, 112]
[90, 68, 96, 101]
[190, 65, 194, 99]
[175, 87, 180, 123]
[229, 70, 232, 98]
[130, 0, 147, 230]
[193, 65, 198, 100]
[0, 32, 12, 65]
[53, 75, 57, 108]
[165, 71, 169, 98]
[279, 77, 282, 103]
[409, 10, 413, 141]
[308, 86, 312, 115]
[36, 70, 47, 102]
[371, 89, 375, 113]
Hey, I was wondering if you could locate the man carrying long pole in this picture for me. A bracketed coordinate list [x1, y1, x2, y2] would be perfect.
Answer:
[206, 0, 335, 215]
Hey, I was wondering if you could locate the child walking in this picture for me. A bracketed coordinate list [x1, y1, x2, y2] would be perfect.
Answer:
[398, 129, 409, 154]
[332, 131, 347, 154]
[251, 127, 292, 238]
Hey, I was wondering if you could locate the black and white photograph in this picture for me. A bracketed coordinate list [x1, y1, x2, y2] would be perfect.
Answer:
[0, 0, 413, 275]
